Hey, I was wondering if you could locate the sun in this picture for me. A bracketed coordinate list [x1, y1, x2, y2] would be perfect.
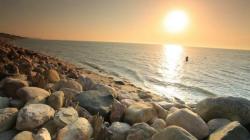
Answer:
[164, 10, 189, 33]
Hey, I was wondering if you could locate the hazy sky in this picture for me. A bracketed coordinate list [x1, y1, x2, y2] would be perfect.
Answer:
[0, 0, 250, 49]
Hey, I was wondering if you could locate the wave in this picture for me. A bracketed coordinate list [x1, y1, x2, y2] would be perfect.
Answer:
[145, 76, 216, 97]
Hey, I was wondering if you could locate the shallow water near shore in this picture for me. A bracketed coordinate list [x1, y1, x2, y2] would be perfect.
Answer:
[15, 39, 250, 103]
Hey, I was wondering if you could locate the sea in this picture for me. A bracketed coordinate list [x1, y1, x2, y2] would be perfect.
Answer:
[15, 39, 250, 103]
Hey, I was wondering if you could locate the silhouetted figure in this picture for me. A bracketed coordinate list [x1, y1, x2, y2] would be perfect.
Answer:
[185, 56, 189, 62]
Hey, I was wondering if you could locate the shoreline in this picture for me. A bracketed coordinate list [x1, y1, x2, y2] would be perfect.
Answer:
[1, 37, 250, 140]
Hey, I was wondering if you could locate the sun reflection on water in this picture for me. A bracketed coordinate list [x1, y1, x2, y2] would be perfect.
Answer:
[163, 44, 183, 80]
[155, 44, 184, 100]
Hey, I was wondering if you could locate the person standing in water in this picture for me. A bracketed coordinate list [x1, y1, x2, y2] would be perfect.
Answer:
[185, 56, 189, 62]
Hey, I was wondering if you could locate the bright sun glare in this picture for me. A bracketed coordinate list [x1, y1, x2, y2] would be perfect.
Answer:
[164, 10, 189, 33]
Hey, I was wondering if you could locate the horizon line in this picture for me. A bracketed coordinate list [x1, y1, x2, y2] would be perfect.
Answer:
[1, 32, 249, 51]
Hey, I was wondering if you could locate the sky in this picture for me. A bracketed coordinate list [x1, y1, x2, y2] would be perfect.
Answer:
[0, 0, 250, 50]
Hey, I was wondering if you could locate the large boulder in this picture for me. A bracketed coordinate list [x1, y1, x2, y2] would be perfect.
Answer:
[166, 108, 209, 139]
[207, 118, 231, 133]
[0, 96, 9, 109]
[16, 104, 55, 130]
[196, 97, 250, 125]
[47, 69, 60, 83]
[152, 126, 198, 140]
[57, 117, 93, 140]
[54, 107, 78, 128]
[17, 87, 50, 102]
[12, 131, 34, 140]
[76, 90, 114, 117]
[209, 121, 250, 140]
[124, 102, 156, 124]
[126, 123, 157, 140]
[1, 78, 28, 98]
[47, 91, 64, 110]
[108, 122, 131, 140]
[0, 108, 18, 132]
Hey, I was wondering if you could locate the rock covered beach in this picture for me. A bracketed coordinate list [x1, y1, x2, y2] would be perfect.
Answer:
[1, 37, 250, 140]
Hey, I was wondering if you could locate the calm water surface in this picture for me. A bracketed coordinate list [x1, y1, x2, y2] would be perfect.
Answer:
[16, 39, 250, 103]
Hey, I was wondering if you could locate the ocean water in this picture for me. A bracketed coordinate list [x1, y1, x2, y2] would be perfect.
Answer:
[15, 39, 250, 103]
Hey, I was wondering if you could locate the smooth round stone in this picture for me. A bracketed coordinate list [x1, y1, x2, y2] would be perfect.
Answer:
[54, 107, 78, 128]
[57, 118, 93, 140]
[16, 104, 55, 130]
[152, 126, 198, 140]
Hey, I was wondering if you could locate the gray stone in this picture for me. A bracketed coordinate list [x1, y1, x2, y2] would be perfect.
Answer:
[151, 118, 166, 131]
[77, 75, 96, 91]
[54, 107, 78, 128]
[77, 90, 114, 117]
[209, 121, 250, 140]
[16, 104, 55, 130]
[0, 108, 18, 132]
[47, 91, 64, 110]
[0, 129, 19, 140]
[207, 118, 231, 133]
[57, 117, 93, 140]
[196, 96, 250, 125]
[108, 122, 131, 140]
[127, 123, 157, 140]
[166, 108, 209, 139]
[9, 99, 25, 109]
[93, 84, 117, 98]
[124, 102, 156, 124]
[152, 126, 198, 140]
[0, 96, 9, 109]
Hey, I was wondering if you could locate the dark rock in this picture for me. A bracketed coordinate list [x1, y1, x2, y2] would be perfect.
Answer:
[0, 97, 9, 109]
[1, 78, 28, 98]
[209, 121, 250, 140]
[77, 90, 114, 117]
[207, 118, 231, 133]
[114, 80, 125, 85]
[108, 122, 131, 140]
[0, 129, 19, 140]
[77, 75, 96, 91]
[126, 123, 157, 140]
